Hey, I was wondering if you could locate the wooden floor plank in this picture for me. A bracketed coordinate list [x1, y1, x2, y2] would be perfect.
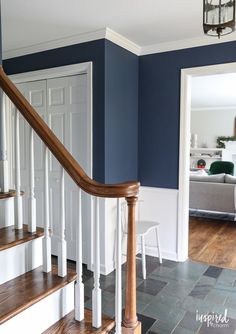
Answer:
[189, 217, 236, 269]
[0, 224, 44, 251]
[0, 265, 76, 324]
[43, 309, 115, 334]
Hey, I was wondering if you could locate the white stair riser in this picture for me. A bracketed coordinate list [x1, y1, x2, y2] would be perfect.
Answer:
[0, 237, 43, 284]
[0, 281, 74, 334]
[0, 198, 14, 228]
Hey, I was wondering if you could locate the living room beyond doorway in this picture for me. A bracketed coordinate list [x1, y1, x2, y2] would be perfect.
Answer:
[188, 72, 236, 270]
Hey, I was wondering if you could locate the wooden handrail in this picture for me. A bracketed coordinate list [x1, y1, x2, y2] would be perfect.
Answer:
[0, 66, 139, 198]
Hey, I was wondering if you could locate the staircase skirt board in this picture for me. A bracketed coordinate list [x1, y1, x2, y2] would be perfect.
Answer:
[43, 309, 115, 334]
[0, 265, 76, 334]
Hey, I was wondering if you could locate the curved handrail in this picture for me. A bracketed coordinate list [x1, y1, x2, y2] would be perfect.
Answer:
[0, 66, 139, 198]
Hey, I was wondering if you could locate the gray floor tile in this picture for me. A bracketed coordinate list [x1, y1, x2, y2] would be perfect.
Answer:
[223, 308, 236, 320]
[178, 311, 202, 332]
[205, 288, 229, 305]
[164, 281, 195, 300]
[181, 296, 214, 314]
[137, 290, 154, 304]
[198, 275, 216, 286]
[225, 293, 236, 309]
[142, 299, 185, 325]
[83, 258, 236, 333]
[198, 316, 236, 334]
[161, 260, 178, 269]
[172, 326, 195, 334]
[217, 269, 236, 287]
[150, 265, 176, 278]
[203, 266, 223, 279]
[189, 283, 212, 299]
[154, 291, 182, 308]
[148, 319, 177, 334]
[137, 278, 168, 296]
[137, 313, 156, 334]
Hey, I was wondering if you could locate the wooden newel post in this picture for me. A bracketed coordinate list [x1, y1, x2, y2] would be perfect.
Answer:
[122, 196, 141, 334]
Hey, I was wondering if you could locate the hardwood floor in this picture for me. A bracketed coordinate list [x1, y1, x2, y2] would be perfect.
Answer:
[43, 310, 115, 334]
[0, 265, 76, 324]
[189, 216, 236, 269]
[0, 224, 44, 251]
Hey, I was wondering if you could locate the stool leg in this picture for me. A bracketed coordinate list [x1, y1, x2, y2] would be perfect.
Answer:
[156, 226, 162, 264]
[141, 235, 146, 279]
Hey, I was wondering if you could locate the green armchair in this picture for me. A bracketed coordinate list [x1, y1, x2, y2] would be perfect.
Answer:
[208, 161, 234, 176]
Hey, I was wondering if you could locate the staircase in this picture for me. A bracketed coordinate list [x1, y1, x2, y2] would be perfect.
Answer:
[0, 66, 141, 334]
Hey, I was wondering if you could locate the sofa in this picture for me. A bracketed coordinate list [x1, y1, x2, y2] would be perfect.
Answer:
[189, 172, 236, 215]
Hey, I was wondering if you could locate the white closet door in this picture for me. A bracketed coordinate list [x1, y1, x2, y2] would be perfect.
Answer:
[16, 74, 92, 265]
[47, 74, 91, 264]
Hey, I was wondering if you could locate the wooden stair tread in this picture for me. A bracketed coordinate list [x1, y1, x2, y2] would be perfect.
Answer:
[0, 265, 76, 324]
[0, 189, 24, 199]
[43, 309, 115, 334]
[0, 224, 44, 251]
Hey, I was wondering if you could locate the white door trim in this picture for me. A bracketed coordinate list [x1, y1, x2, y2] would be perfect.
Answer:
[9, 62, 93, 179]
[178, 61, 236, 261]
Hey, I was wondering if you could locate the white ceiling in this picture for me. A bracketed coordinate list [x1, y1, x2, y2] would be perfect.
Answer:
[191, 73, 236, 109]
[2, 0, 233, 54]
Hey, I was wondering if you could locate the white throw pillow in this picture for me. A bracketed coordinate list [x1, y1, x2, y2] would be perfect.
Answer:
[189, 169, 207, 176]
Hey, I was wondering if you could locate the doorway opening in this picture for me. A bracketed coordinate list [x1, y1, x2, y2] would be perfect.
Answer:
[178, 62, 236, 269]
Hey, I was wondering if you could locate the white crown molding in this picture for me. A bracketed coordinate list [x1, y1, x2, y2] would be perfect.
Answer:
[2, 27, 141, 60]
[3, 26, 236, 60]
[3, 28, 107, 59]
[105, 28, 141, 55]
[141, 32, 236, 56]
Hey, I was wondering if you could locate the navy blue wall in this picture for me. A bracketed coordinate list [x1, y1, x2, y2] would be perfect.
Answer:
[3, 39, 139, 184]
[104, 40, 139, 183]
[3, 40, 106, 182]
[139, 41, 236, 189]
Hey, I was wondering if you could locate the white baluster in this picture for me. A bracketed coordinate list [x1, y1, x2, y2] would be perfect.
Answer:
[0, 89, 9, 192]
[115, 198, 122, 334]
[43, 146, 51, 273]
[75, 188, 84, 321]
[58, 167, 67, 277]
[92, 197, 101, 328]
[14, 108, 23, 229]
[28, 127, 36, 232]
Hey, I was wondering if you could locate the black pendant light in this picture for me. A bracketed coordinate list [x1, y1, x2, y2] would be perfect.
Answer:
[203, 0, 235, 38]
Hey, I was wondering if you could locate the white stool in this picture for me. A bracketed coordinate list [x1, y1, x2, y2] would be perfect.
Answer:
[121, 201, 162, 280]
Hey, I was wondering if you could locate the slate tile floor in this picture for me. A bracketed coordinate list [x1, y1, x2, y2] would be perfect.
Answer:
[83, 256, 236, 333]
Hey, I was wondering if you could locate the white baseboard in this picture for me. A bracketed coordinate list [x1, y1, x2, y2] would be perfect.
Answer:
[0, 281, 75, 334]
[0, 237, 43, 284]
[143, 245, 178, 262]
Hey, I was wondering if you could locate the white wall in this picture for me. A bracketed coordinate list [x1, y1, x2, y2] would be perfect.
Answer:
[191, 108, 236, 148]
[102, 186, 179, 275]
